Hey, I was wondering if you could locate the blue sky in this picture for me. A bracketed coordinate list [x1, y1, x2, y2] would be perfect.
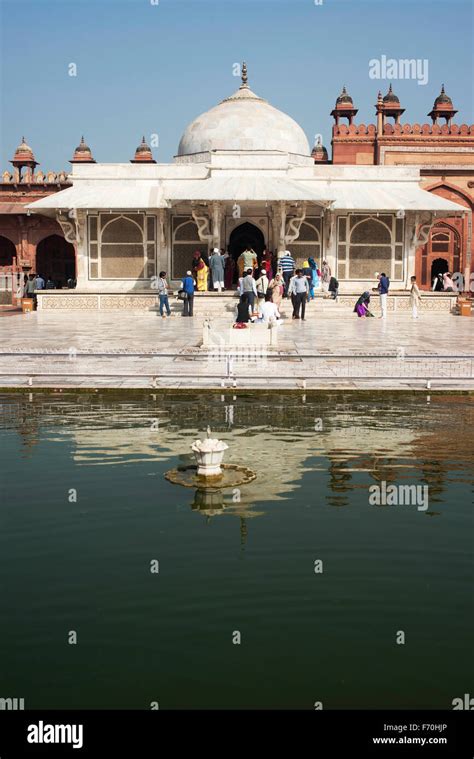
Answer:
[1, 0, 473, 170]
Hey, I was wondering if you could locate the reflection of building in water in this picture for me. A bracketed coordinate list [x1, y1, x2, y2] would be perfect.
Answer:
[3, 395, 470, 521]
[48, 401, 426, 511]
[0, 397, 40, 453]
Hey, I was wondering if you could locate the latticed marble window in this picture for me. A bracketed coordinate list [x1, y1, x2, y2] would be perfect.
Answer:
[88, 213, 156, 279]
[337, 214, 404, 280]
[172, 216, 209, 279]
[290, 218, 322, 270]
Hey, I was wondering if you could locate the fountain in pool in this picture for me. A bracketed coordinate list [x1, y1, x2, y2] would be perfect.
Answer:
[164, 426, 256, 490]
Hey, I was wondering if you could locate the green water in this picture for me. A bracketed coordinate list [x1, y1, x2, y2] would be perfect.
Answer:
[0, 392, 472, 709]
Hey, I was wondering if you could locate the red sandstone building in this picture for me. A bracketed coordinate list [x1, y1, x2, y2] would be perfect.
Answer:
[1, 85, 473, 303]
[322, 85, 473, 291]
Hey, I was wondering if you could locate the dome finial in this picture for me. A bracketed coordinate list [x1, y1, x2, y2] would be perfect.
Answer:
[241, 61, 248, 88]
[70, 136, 95, 164]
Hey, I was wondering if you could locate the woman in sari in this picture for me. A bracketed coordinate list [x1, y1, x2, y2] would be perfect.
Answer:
[308, 257, 319, 293]
[192, 250, 202, 277]
[262, 249, 273, 281]
[196, 257, 209, 292]
[353, 291, 374, 317]
[269, 272, 284, 307]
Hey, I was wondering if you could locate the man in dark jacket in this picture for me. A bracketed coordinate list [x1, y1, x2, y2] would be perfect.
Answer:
[181, 270, 195, 317]
[378, 272, 390, 319]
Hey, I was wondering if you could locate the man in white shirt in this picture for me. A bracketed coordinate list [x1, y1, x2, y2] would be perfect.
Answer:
[260, 293, 281, 323]
[255, 269, 269, 314]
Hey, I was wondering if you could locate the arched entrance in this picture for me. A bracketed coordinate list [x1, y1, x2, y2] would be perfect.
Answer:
[0, 236, 17, 305]
[36, 235, 75, 288]
[431, 257, 449, 290]
[229, 222, 265, 262]
[419, 223, 460, 290]
[0, 235, 16, 268]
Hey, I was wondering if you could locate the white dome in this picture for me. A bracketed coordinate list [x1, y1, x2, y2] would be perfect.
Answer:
[177, 80, 310, 157]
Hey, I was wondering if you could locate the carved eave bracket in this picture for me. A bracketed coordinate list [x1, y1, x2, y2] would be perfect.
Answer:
[56, 209, 84, 245]
[412, 211, 437, 247]
[191, 205, 213, 243]
[285, 202, 307, 244]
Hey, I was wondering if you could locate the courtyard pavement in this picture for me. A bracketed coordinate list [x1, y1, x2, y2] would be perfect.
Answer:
[0, 306, 473, 391]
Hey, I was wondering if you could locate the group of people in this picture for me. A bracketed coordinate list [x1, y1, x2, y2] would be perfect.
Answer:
[432, 271, 458, 293]
[353, 273, 421, 319]
[190, 246, 273, 292]
[188, 246, 337, 296]
[158, 251, 426, 323]
[22, 273, 76, 304]
[191, 248, 231, 291]
[235, 263, 333, 323]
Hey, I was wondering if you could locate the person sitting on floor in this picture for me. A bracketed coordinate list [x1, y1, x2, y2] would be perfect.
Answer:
[259, 292, 281, 324]
[235, 292, 254, 325]
[353, 291, 374, 317]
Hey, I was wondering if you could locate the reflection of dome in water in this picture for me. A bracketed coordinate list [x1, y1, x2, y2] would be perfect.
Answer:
[177, 63, 310, 157]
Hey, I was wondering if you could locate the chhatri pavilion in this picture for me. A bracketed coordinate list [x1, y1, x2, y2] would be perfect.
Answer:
[12, 65, 472, 309]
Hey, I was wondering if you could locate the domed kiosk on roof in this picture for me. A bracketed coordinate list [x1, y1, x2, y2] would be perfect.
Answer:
[428, 85, 458, 125]
[176, 62, 310, 158]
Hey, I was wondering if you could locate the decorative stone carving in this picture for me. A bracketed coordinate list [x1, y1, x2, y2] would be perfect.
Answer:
[285, 202, 307, 243]
[99, 296, 156, 309]
[41, 295, 99, 310]
[56, 209, 83, 244]
[413, 212, 436, 247]
[191, 206, 212, 243]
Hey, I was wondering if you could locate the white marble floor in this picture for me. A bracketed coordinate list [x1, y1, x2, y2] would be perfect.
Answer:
[0, 307, 473, 390]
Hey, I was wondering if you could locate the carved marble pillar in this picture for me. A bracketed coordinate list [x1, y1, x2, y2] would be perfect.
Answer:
[56, 209, 86, 287]
[268, 205, 279, 252]
[277, 201, 287, 255]
[211, 201, 222, 250]
[17, 216, 29, 267]
[324, 209, 336, 274]
[157, 209, 168, 274]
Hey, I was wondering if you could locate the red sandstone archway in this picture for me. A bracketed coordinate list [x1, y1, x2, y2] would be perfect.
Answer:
[416, 183, 472, 291]
[36, 235, 75, 288]
[0, 235, 16, 268]
[418, 223, 460, 290]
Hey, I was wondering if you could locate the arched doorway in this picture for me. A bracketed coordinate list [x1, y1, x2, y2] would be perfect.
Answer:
[430, 257, 449, 290]
[419, 224, 460, 290]
[36, 235, 75, 288]
[229, 222, 265, 262]
[0, 235, 16, 268]
[0, 236, 17, 305]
